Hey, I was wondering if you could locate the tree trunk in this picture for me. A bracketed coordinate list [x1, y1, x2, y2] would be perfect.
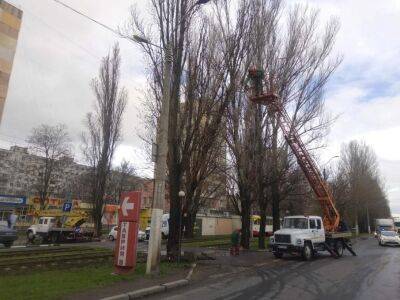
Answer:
[258, 211, 267, 249]
[94, 208, 102, 237]
[240, 197, 251, 249]
[354, 213, 359, 236]
[184, 211, 196, 238]
[167, 165, 181, 259]
[271, 120, 280, 232]
[272, 186, 280, 232]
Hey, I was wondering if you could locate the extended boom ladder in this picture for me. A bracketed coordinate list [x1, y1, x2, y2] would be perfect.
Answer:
[248, 68, 340, 232]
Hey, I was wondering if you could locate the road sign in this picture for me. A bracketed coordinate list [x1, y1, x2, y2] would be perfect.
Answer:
[62, 202, 72, 212]
[118, 191, 141, 222]
[114, 191, 142, 274]
[116, 221, 139, 267]
[121, 197, 134, 217]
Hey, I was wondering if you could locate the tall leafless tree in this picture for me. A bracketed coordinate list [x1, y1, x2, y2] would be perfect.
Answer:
[251, 1, 341, 233]
[126, 0, 222, 257]
[224, 0, 341, 248]
[128, 0, 340, 251]
[332, 141, 390, 233]
[82, 44, 127, 237]
[27, 123, 71, 209]
[107, 159, 137, 204]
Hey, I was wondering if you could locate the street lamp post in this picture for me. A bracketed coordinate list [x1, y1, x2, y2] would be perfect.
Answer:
[178, 190, 185, 264]
[322, 155, 340, 181]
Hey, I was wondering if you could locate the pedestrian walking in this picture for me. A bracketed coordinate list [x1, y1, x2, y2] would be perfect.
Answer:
[8, 210, 17, 229]
[230, 229, 241, 256]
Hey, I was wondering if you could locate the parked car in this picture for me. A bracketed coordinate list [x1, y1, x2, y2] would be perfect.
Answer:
[145, 214, 170, 240]
[0, 224, 18, 248]
[378, 231, 400, 246]
[108, 226, 146, 241]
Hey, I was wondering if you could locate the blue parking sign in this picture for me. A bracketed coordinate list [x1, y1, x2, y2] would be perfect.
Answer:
[62, 202, 72, 212]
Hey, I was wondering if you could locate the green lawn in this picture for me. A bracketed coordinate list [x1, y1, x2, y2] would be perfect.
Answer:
[0, 262, 184, 300]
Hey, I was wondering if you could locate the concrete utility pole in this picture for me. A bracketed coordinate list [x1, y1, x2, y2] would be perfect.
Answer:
[146, 43, 172, 275]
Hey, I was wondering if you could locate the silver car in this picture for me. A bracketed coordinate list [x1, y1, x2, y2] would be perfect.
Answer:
[378, 231, 400, 246]
[0, 224, 18, 248]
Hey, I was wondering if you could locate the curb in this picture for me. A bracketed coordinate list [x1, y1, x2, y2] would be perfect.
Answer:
[101, 263, 196, 300]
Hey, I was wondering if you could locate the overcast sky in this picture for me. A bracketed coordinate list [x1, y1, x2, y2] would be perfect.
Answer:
[1, 0, 400, 214]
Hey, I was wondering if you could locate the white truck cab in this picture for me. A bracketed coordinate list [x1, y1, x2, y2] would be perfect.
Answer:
[270, 215, 350, 260]
[27, 217, 58, 239]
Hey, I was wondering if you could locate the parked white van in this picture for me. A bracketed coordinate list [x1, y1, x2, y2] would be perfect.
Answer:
[145, 213, 170, 239]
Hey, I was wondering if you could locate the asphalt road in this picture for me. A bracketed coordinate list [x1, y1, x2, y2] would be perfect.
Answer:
[150, 237, 400, 300]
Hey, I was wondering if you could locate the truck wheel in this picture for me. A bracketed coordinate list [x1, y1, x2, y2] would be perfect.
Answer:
[273, 252, 283, 259]
[27, 231, 35, 242]
[3, 242, 12, 248]
[50, 233, 59, 244]
[302, 243, 313, 261]
[335, 240, 344, 257]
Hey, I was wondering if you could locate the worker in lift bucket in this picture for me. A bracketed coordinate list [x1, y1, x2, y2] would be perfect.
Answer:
[230, 229, 241, 256]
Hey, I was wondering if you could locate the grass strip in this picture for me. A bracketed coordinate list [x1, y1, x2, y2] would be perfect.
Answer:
[0, 262, 186, 300]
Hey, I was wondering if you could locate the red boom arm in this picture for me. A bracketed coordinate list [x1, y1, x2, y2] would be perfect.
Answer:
[248, 68, 340, 232]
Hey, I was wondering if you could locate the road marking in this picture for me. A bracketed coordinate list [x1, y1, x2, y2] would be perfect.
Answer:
[254, 262, 269, 267]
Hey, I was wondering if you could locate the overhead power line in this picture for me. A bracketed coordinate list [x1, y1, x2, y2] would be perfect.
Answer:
[51, 0, 123, 38]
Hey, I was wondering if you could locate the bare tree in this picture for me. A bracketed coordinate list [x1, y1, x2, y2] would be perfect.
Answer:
[332, 140, 390, 233]
[250, 1, 340, 233]
[177, 18, 234, 238]
[222, 0, 340, 248]
[27, 124, 71, 209]
[126, 0, 220, 257]
[107, 159, 137, 204]
[69, 171, 92, 202]
[82, 43, 127, 237]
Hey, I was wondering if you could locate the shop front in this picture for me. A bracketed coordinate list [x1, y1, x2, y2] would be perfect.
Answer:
[0, 195, 28, 226]
[102, 204, 119, 229]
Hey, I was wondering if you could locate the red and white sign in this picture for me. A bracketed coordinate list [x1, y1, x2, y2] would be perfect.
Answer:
[115, 221, 139, 267]
[114, 191, 141, 274]
[118, 191, 141, 222]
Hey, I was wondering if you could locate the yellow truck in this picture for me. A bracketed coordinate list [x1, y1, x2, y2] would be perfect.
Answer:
[26, 210, 94, 244]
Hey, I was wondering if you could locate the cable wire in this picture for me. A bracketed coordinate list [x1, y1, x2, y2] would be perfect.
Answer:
[51, 0, 124, 38]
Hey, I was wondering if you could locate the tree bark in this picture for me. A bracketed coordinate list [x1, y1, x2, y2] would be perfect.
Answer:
[271, 120, 281, 232]
[240, 196, 251, 249]
[166, 165, 181, 258]
[184, 211, 196, 238]
[258, 206, 267, 249]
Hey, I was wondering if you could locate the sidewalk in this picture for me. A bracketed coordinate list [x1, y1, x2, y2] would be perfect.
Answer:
[178, 247, 276, 286]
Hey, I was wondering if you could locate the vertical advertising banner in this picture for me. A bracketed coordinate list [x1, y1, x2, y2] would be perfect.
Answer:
[114, 191, 141, 274]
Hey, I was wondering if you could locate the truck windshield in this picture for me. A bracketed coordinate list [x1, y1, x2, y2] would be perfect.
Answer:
[283, 218, 308, 229]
